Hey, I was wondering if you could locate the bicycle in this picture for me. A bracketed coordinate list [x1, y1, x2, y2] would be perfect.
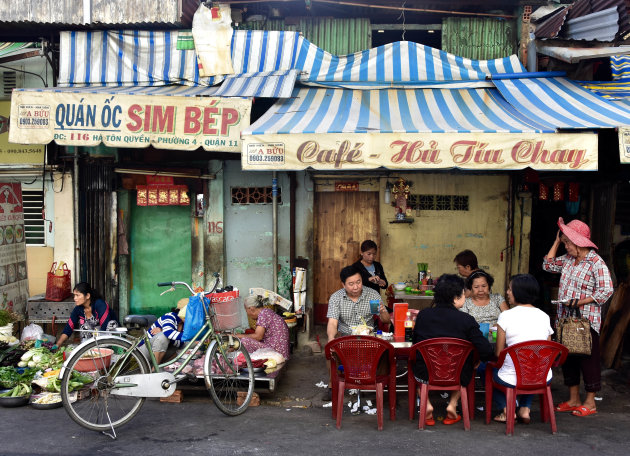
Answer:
[58, 273, 254, 439]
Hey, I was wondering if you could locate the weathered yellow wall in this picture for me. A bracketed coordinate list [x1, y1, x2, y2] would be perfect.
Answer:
[52, 172, 75, 280]
[379, 173, 510, 293]
[26, 246, 53, 296]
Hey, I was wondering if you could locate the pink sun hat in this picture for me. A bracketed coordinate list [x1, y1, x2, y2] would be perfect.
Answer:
[557, 217, 598, 249]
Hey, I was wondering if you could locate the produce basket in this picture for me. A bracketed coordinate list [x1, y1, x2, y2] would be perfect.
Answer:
[45, 262, 72, 302]
[211, 296, 242, 331]
[73, 348, 113, 372]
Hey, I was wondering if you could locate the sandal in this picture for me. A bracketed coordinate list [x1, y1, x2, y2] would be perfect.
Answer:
[555, 401, 578, 412]
[572, 406, 597, 417]
[443, 414, 462, 425]
[493, 412, 507, 423]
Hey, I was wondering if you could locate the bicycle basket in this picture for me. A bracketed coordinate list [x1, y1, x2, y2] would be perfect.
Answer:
[210, 295, 242, 331]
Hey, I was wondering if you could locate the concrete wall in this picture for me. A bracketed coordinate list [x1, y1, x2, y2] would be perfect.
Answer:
[223, 162, 291, 294]
[378, 173, 510, 293]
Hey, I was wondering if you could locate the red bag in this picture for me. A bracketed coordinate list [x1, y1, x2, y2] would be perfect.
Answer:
[45, 262, 72, 301]
[205, 291, 240, 331]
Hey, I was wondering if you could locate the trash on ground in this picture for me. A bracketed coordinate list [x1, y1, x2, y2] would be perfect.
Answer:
[315, 381, 328, 388]
[322, 401, 332, 408]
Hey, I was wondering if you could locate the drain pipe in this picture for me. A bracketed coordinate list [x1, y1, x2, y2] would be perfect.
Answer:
[73, 147, 80, 283]
[272, 172, 278, 293]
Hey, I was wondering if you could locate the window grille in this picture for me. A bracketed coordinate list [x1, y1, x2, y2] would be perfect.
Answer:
[408, 194, 469, 211]
[231, 186, 282, 204]
[21, 189, 46, 245]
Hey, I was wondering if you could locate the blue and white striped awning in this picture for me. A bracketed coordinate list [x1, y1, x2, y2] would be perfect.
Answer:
[211, 70, 300, 98]
[493, 77, 630, 128]
[245, 87, 553, 135]
[17, 84, 222, 97]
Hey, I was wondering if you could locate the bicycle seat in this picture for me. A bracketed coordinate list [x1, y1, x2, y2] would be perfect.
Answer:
[123, 314, 158, 328]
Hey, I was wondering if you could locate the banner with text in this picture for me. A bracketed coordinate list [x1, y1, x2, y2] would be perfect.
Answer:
[0, 100, 45, 165]
[243, 132, 598, 171]
[10, 90, 251, 152]
[0, 183, 28, 317]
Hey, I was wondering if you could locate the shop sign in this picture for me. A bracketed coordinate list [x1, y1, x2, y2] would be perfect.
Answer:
[243, 132, 598, 171]
[335, 182, 359, 192]
[10, 90, 251, 153]
[0, 101, 45, 165]
[0, 182, 28, 317]
[619, 127, 630, 164]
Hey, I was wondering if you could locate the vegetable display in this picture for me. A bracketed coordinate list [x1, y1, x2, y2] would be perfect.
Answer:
[0, 366, 19, 388]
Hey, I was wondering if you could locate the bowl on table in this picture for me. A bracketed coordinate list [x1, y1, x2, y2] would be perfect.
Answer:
[393, 282, 406, 291]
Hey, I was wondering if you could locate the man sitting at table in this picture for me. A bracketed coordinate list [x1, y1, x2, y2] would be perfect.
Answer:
[322, 265, 391, 400]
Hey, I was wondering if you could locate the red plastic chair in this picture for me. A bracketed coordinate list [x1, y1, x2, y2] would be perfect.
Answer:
[407, 338, 477, 430]
[484, 340, 568, 435]
[324, 335, 396, 430]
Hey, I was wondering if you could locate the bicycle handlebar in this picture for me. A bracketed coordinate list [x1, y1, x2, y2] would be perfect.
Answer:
[156, 273, 221, 296]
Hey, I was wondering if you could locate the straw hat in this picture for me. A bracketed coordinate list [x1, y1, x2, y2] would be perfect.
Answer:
[176, 298, 188, 309]
[557, 217, 598, 249]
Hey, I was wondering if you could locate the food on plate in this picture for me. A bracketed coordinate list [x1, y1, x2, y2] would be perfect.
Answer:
[4, 226, 13, 244]
[14, 225, 23, 243]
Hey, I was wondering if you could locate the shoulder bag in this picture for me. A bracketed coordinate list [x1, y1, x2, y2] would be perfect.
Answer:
[557, 306, 592, 356]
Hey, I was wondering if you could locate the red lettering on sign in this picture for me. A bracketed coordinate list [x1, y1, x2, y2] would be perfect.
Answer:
[511, 140, 588, 169]
[203, 107, 219, 135]
[450, 141, 503, 165]
[152, 106, 175, 134]
[126, 104, 143, 132]
[297, 140, 363, 168]
[184, 107, 202, 134]
[220, 108, 239, 135]
[390, 140, 441, 164]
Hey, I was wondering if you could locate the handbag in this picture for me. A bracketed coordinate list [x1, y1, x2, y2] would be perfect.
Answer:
[557, 306, 592, 356]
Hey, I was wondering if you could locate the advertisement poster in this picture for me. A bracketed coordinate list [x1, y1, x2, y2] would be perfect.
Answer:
[0, 183, 28, 316]
[0, 100, 45, 165]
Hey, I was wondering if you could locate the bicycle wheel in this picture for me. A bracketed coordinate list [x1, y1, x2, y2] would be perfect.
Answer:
[204, 335, 254, 416]
[60, 337, 150, 432]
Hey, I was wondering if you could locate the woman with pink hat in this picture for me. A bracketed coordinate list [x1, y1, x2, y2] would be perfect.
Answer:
[543, 218, 613, 417]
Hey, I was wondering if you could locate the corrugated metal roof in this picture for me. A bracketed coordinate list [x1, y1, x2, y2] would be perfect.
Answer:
[236, 17, 371, 55]
[535, 0, 630, 41]
[0, 0, 198, 26]
[537, 43, 630, 62]
[441, 17, 517, 60]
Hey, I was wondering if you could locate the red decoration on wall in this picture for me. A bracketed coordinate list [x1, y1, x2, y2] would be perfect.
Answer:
[179, 186, 190, 206]
[136, 186, 147, 206]
[568, 183, 579, 202]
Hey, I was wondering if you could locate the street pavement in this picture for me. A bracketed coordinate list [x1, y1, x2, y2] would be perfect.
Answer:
[1, 336, 630, 456]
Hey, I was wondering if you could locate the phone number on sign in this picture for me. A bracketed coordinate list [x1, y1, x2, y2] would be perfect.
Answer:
[249, 155, 284, 162]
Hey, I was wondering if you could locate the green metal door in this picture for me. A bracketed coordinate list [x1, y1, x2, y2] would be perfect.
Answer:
[129, 205, 192, 316]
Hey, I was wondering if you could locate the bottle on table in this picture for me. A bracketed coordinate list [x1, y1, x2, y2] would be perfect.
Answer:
[426, 270, 433, 286]
[404, 311, 414, 342]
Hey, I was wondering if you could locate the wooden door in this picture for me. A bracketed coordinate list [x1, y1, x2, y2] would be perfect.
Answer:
[313, 191, 380, 324]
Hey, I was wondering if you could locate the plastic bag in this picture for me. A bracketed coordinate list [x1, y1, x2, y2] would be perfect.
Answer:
[21, 323, 44, 342]
[181, 294, 210, 342]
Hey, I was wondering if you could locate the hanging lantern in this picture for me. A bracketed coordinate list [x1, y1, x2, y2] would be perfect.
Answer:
[553, 182, 565, 202]
[539, 183, 549, 200]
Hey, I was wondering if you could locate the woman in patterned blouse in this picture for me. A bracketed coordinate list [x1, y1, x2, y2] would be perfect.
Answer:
[236, 296, 290, 360]
[543, 217, 613, 418]
[461, 270, 508, 326]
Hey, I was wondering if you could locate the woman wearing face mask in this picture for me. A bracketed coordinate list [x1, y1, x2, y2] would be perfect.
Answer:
[543, 218, 613, 418]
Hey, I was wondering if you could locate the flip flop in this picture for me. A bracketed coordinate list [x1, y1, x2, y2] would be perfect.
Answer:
[572, 406, 597, 417]
[425, 417, 436, 426]
[555, 401, 579, 412]
[443, 414, 462, 425]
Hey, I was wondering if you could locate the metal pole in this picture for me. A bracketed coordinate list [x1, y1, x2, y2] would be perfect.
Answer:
[272, 172, 278, 293]
[73, 148, 80, 284]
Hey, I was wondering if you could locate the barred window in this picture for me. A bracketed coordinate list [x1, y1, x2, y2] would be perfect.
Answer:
[21, 189, 46, 245]
[231, 186, 282, 204]
[408, 194, 469, 211]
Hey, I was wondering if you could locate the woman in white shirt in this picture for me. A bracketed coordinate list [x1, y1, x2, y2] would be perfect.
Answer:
[492, 274, 553, 423]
